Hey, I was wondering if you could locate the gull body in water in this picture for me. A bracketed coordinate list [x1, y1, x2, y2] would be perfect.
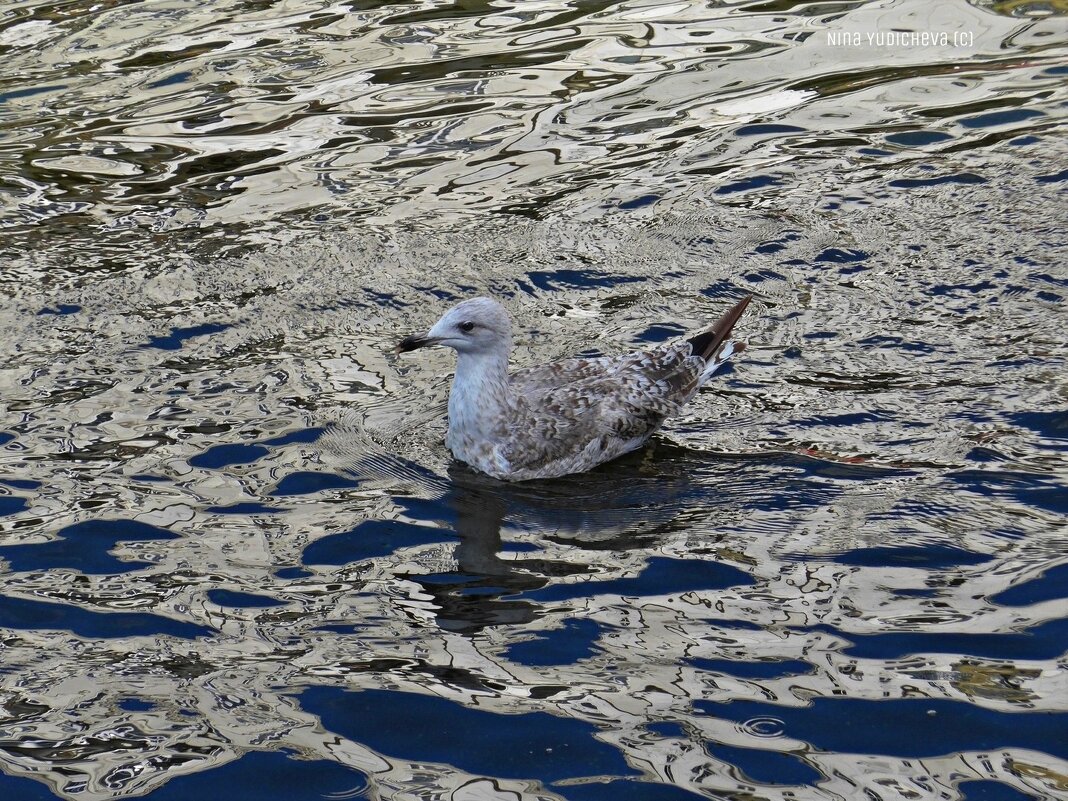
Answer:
[397, 295, 752, 481]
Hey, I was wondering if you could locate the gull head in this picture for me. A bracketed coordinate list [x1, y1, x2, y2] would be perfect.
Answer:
[397, 296, 512, 356]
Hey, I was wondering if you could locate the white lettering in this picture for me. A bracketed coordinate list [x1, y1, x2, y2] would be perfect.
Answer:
[828, 31, 863, 46]
[833, 29, 974, 48]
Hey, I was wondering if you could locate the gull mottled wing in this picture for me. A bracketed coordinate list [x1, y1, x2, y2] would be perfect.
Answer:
[502, 342, 707, 474]
[510, 355, 617, 397]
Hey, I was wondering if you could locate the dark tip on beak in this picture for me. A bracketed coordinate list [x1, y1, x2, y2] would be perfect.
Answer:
[396, 334, 434, 354]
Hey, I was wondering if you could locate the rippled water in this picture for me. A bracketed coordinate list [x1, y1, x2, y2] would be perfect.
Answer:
[2, 0, 1068, 799]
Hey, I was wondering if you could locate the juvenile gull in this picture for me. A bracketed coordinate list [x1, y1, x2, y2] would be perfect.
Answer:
[397, 295, 752, 481]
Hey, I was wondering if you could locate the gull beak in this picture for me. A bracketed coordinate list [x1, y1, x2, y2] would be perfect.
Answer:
[395, 334, 439, 353]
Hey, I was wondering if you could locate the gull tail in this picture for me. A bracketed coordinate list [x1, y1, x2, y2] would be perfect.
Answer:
[687, 295, 752, 380]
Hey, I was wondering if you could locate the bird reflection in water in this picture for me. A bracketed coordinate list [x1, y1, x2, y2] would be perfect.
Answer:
[396, 447, 714, 634]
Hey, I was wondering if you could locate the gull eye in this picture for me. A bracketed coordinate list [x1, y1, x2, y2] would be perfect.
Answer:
[459, 321, 475, 333]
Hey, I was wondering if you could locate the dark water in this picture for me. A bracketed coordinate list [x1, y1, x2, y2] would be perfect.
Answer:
[1, 1, 1067, 800]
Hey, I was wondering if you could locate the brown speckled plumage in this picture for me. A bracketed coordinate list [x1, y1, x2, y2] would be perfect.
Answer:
[397, 295, 751, 481]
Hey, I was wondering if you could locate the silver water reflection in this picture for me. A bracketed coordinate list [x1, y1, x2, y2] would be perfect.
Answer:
[1, 0, 1065, 276]
[1, 198, 1066, 799]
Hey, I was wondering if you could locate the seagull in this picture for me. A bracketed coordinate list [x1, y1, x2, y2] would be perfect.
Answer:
[396, 295, 752, 481]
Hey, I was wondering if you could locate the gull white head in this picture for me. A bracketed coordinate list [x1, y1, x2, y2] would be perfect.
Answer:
[397, 296, 512, 357]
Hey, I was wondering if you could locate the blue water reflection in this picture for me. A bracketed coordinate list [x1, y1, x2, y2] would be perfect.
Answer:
[140, 751, 368, 801]
[0, 520, 177, 574]
[0, 595, 209, 640]
[696, 698, 1068, 760]
[301, 686, 639, 783]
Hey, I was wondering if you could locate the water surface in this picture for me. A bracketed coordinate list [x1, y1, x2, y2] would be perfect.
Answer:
[1, 1, 1067, 800]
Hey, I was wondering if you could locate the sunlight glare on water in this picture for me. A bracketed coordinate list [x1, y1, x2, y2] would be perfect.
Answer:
[0, 0, 1067, 799]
